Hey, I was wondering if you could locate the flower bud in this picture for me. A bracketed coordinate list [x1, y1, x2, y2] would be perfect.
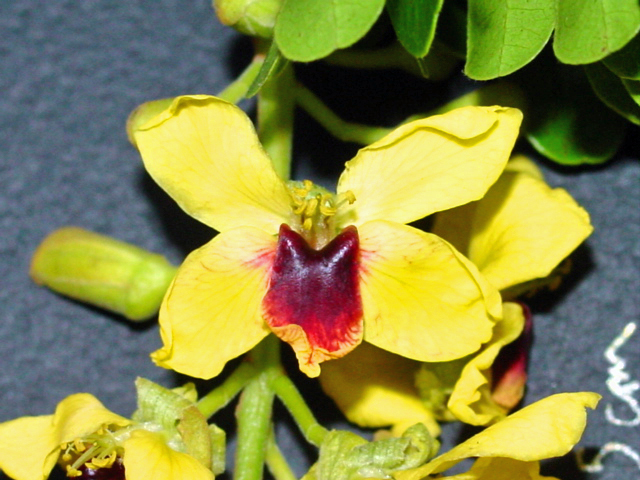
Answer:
[30, 227, 176, 321]
[303, 424, 438, 480]
[213, 0, 282, 38]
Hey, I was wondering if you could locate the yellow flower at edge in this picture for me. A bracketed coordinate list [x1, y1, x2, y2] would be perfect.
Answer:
[319, 155, 593, 433]
[394, 392, 600, 480]
[0, 393, 214, 480]
[302, 392, 599, 480]
[131, 95, 522, 379]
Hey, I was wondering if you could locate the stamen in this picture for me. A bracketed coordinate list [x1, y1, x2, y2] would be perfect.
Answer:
[60, 423, 134, 477]
[286, 180, 357, 249]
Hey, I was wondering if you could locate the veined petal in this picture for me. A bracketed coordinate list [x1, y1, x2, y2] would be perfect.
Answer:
[433, 157, 592, 292]
[133, 95, 291, 234]
[395, 392, 600, 480]
[53, 393, 130, 445]
[447, 302, 526, 426]
[442, 458, 558, 480]
[0, 415, 58, 480]
[319, 343, 440, 437]
[359, 220, 499, 363]
[336, 106, 522, 227]
[151, 227, 275, 379]
[123, 430, 214, 480]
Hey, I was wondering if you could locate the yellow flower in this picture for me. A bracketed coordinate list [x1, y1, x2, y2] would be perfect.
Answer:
[319, 156, 592, 431]
[132, 95, 522, 379]
[394, 392, 600, 480]
[0, 393, 214, 480]
[302, 392, 599, 480]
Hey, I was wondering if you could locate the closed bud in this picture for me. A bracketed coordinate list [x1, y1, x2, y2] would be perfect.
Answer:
[30, 227, 176, 321]
[213, 0, 282, 38]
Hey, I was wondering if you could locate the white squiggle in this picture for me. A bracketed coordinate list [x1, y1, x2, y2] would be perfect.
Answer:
[576, 442, 640, 473]
[604, 322, 640, 426]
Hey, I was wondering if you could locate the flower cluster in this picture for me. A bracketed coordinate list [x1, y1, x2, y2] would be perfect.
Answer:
[2, 91, 598, 480]
[131, 95, 522, 379]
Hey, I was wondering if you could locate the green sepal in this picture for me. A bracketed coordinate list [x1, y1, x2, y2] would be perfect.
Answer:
[30, 227, 176, 321]
[303, 425, 438, 480]
[603, 32, 640, 80]
[553, 0, 640, 65]
[584, 62, 640, 125]
[274, 0, 385, 62]
[387, 0, 444, 59]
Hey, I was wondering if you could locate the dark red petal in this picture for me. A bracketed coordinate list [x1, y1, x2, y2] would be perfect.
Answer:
[262, 225, 363, 375]
[492, 302, 532, 410]
[76, 459, 125, 480]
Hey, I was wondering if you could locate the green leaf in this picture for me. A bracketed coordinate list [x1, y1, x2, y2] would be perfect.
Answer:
[622, 78, 640, 106]
[553, 0, 640, 64]
[246, 40, 288, 98]
[603, 32, 640, 79]
[465, 0, 554, 80]
[274, 0, 385, 62]
[584, 62, 640, 124]
[515, 53, 626, 165]
[387, 0, 444, 58]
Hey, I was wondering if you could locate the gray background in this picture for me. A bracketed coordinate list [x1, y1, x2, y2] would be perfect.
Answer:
[1, 2, 638, 479]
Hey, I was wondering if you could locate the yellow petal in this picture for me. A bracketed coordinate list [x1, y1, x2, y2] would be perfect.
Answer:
[336, 106, 522, 227]
[442, 458, 558, 480]
[447, 302, 525, 425]
[53, 393, 130, 445]
[133, 95, 291, 234]
[123, 430, 214, 480]
[433, 159, 593, 292]
[319, 343, 440, 437]
[0, 415, 58, 480]
[151, 227, 274, 379]
[394, 392, 600, 480]
[505, 154, 544, 179]
[358, 220, 500, 362]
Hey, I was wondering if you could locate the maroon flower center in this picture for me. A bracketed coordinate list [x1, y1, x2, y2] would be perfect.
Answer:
[76, 459, 125, 480]
[262, 224, 363, 373]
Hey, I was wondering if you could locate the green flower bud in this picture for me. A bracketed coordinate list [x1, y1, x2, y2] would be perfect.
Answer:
[415, 359, 468, 422]
[30, 227, 176, 321]
[132, 378, 226, 473]
[303, 424, 438, 480]
[213, 0, 282, 38]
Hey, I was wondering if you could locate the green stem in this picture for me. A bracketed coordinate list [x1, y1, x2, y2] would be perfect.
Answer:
[294, 84, 392, 145]
[265, 428, 298, 480]
[233, 336, 282, 480]
[257, 62, 295, 181]
[271, 374, 328, 447]
[234, 375, 276, 480]
[196, 362, 259, 418]
[217, 56, 264, 104]
[325, 43, 419, 74]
